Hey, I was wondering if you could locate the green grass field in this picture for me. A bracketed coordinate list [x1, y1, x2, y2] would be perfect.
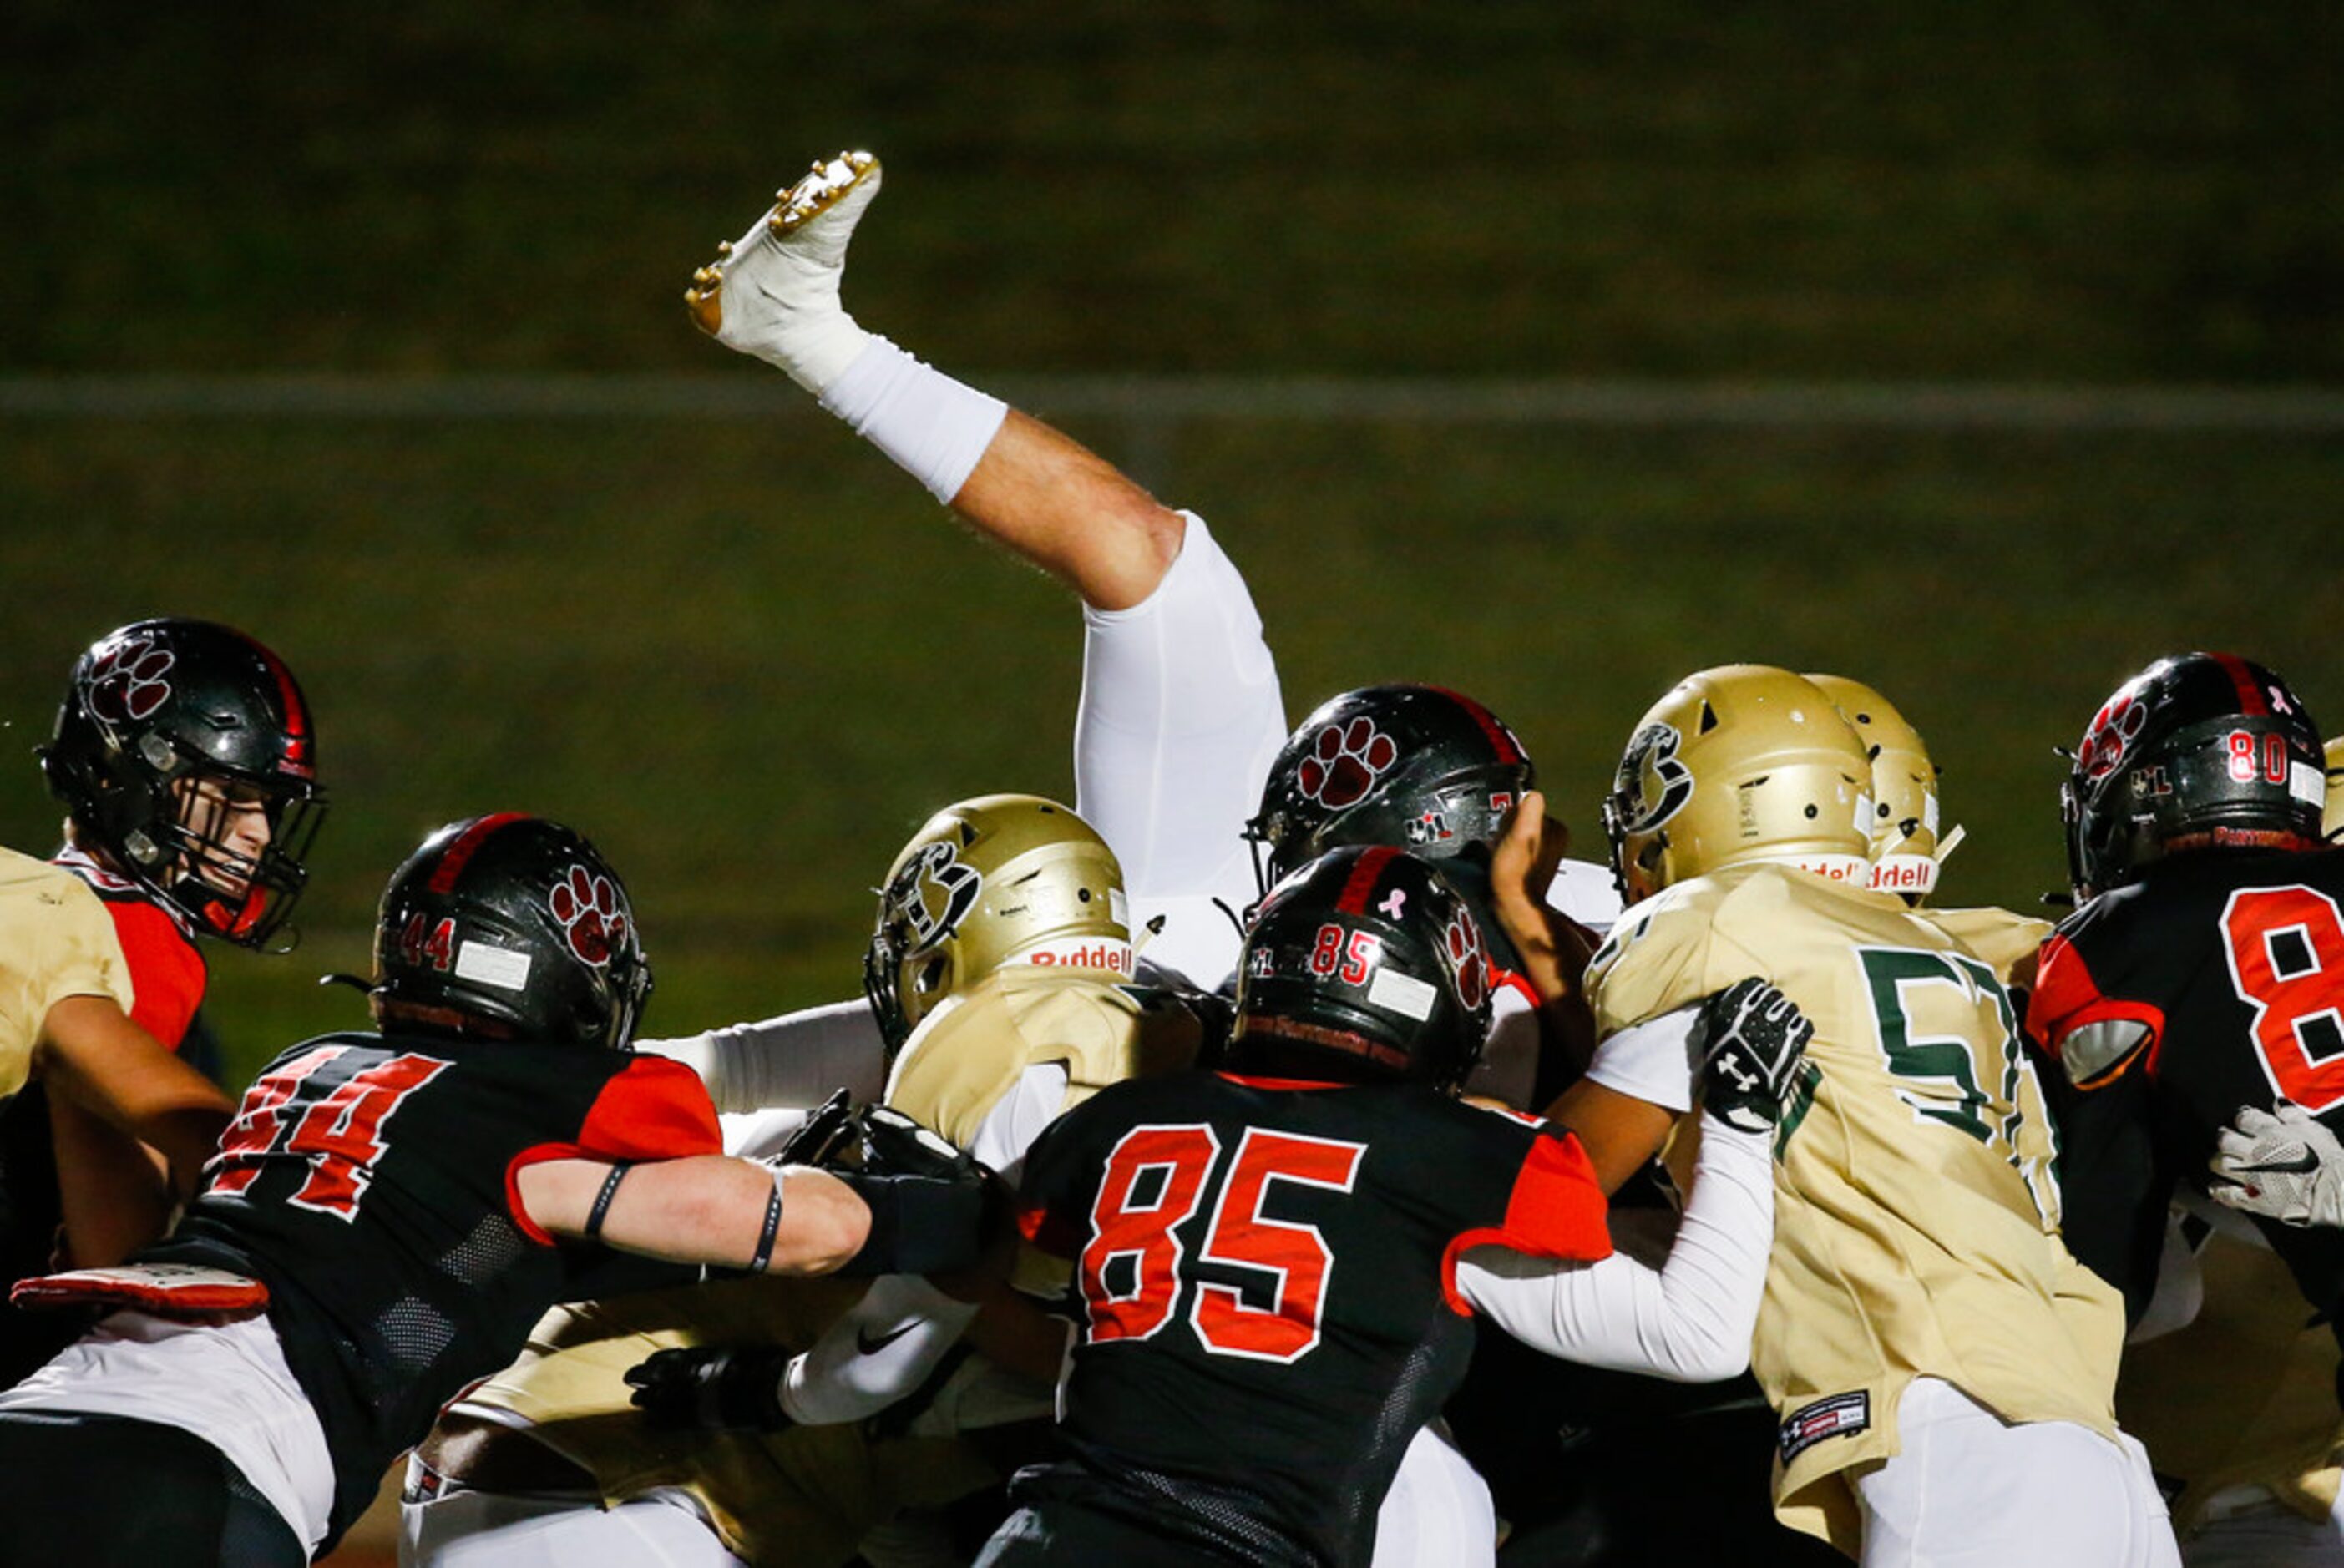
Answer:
[3, 411, 2334, 1090]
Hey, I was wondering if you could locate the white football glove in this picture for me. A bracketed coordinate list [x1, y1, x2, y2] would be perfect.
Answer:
[2210, 1101, 2344, 1229]
[685, 151, 882, 393]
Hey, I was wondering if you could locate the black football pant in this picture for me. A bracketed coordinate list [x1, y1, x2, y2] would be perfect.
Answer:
[0, 1409, 306, 1566]
[976, 1499, 1259, 1567]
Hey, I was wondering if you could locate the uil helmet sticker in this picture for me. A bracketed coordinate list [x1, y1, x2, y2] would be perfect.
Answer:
[1616, 722, 1695, 832]
[882, 840, 985, 957]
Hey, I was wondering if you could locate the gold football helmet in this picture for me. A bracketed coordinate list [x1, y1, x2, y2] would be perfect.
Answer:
[1603, 665, 1873, 904]
[1805, 673, 1958, 903]
[2326, 737, 2342, 841]
[863, 794, 1131, 1052]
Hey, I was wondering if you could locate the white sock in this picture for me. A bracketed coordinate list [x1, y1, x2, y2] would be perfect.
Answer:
[819, 338, 1009, 504]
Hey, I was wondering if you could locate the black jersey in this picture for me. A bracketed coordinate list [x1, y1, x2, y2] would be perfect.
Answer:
[145, 1030, 721, 1550]
[2031, 847, 2344, 1322]
[1013, 1067, 1612, 1567]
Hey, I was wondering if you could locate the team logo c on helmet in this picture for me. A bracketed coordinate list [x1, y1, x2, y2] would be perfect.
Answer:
[549, 864, 630, 967]
[1297, 717, 1400, 810]
[1614, 722, 1695, 833]
[84, 634, 176, 726]
[882, 840, 985, 957]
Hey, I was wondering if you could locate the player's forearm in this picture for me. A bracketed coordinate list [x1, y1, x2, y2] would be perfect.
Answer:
[48, 1097, 175, 1267]
[524, 1156, 871, 1273]
[37, 994, 234, 1198]
[779, 1272, 978, 1425]
[1460, 1114, 1771, 1382]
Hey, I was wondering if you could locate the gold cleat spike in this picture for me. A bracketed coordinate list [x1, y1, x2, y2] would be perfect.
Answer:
[716, 240, 733, 258]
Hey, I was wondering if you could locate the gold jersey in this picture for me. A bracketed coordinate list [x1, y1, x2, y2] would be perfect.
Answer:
[0, 847, 135, 1100]
[1587, 862, 2123, 1555]
[454, 969, 1203, 1563]
[1921, 905, 2053, 988]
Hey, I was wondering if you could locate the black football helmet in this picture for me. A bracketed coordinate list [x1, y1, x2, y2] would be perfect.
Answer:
[368, 814, 652, 1050]
[1228, 846, 1495, 1091]
[1244, 685, 1536, 894]
[41, 618, 325, 947]
[2063, 652, 2327, 901]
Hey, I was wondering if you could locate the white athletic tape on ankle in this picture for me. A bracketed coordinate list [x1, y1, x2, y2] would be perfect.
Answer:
[820, 337, 1009, 503]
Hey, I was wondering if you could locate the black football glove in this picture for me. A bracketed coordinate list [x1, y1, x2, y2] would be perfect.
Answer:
[769, 1087, 858, 1169]
[624, 1345, 794, 1431]
[1693, 977, 1815, 1135]
[852, 1104, 977, 1180]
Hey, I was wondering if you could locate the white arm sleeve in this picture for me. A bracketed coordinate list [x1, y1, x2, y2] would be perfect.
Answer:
[636, 999, 887, 1115]
[1456, 1114, 1773, 1383]
[1584, 1003, 1702, 1115]
[777, 1062, 1069, 1425]
[1075, 512, 1285, 918]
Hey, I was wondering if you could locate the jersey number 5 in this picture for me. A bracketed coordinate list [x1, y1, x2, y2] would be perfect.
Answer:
[2222, 886, 2344, 1114]
[1080, 1125, 1365, 1363]
[208, 1045, 450, 1220]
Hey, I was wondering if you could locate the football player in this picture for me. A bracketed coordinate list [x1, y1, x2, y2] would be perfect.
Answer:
[973, 845, 1799, 1566]
[2030, 652, 2344, 1560]
[0, 813, 989, 1566]
[0, 618, 327, 1383]
[1574, 665, 2174, 1565]
[406, 798, 1207, 1567]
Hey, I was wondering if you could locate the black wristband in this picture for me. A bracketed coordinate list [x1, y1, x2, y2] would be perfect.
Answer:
[584, 1161, 634, 1240]
[833, 1171, 987, 1277]
[747, 1175, 785, 1274]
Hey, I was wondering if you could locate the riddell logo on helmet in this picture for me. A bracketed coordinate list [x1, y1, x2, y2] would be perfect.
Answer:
[1023, 938, 1135, 976]
[1870, 859, 1933, 892]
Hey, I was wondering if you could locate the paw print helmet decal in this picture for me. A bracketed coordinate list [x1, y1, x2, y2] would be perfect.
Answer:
[1246, 685, 1536, 894]
[1231, 846, 1493, 1092]
[2062, 653, 2326, 902]
[42, 618, 327, 948]
[367, 814, 652, 1050]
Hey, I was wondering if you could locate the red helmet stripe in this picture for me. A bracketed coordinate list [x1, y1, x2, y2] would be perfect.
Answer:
[247, 636, 315, 776]
[1425, 686, 1525, 765]
[428, 812, 531, 893]
[2209, 653, 2270, 716]
[1335, 846, 1402, 913]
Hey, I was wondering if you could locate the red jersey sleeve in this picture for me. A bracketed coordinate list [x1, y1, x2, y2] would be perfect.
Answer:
[2028, 931, 2165, 1086]
[101, 898, 206, 1050]
[1440, 1126, 1613, 1315]
[504, 1055, 726, 1244]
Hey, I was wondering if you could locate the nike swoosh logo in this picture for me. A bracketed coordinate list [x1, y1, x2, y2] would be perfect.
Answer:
[857, 1322, 920, 1356]
[2239, 1151, 2322, 1176]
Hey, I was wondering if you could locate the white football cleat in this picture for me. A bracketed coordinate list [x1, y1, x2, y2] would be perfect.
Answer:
[686, 150, 883, 392]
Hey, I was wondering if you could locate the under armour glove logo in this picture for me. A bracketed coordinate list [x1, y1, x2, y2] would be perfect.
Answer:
[1693, 977, 1815, 1136]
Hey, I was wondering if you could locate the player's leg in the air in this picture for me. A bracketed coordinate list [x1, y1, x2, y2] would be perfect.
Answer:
[686, 154, 1286, 989]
